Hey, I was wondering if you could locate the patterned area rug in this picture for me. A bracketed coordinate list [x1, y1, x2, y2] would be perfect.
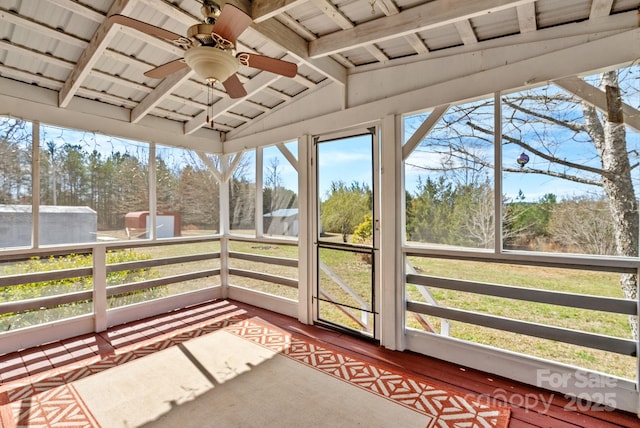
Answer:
[1, 313, 510, 427]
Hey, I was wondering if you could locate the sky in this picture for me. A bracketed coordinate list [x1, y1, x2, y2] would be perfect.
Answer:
[32, 89, 640, 206]
[37, 123, 623, 205]
[12, 62, 640, 207]
[316, 135, 373, 201]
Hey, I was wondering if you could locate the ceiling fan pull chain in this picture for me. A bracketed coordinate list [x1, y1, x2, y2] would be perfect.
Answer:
[206, 82, 211, 125]
[206, 81, 214, 128]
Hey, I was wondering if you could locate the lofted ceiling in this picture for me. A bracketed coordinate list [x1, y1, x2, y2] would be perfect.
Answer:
[1, 0, 639, 151]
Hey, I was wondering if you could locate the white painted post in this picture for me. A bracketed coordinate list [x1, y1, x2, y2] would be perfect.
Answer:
[149, 143, 156, 240]
[494, 92, 503, 253]
[297, 135, 312, 324]
[93, 245, 107, 332]
[256, 147, 264, 238]
[32, 121, 40, 248]
[220, 154, 231, 298]
[379, 114, 404, 350]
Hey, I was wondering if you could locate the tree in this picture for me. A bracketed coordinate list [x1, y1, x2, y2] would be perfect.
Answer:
[548, 195, 616, 255]
[229, 152, 256, 230]
[352, 214, 373, 244]
[505, 70, 638, 339]
[407, 66, 639, 338]
[455, 181, 495, 249]
[177, 165, 220, 230]
[57, 144, 89, 206]
[406, 176, 457, 244]
[321, 181, 371, 242]
[0, 118, 31, 204]
[504, 192, 556, 249]
[111, 152, 149, 226]
[263, 157, 297, 215]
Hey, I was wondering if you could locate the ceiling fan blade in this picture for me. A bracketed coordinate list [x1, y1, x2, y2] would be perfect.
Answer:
[144, 59, 188, 79]
[108, 14, 184, 42]
[222, 74, 247, 99]
[212, 4, 252, 43]
[242, 54, 298, 78]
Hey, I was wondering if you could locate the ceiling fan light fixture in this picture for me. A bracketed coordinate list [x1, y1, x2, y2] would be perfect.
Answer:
[184, 46, 239, 83]
[110, 3, 294, 100]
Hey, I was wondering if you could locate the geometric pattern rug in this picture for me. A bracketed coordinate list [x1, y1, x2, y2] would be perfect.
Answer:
[1, 312, 510, 428]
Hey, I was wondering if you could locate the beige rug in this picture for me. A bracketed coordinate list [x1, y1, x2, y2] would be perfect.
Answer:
[2, 314, 510, 427]
[76, 330, 431, 427]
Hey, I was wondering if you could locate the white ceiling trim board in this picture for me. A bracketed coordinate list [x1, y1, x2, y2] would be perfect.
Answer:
[0, 77, 222, 152]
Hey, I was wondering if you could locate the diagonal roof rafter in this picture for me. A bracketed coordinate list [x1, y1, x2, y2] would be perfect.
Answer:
[58, 0, 138, 108]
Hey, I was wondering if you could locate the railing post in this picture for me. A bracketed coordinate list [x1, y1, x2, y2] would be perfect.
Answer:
[93, 245, 107, 332]
[220, 237, 230, 298]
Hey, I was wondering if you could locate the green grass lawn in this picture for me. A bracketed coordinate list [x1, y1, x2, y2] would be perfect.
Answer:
[406, 256, 636, 379]
[221, 240, 636, 379]
[3, 237, 634, 379]
[222, 241, 636, 379]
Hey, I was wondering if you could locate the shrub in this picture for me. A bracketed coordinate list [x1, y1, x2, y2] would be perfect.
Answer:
[0, 250, 164, 330]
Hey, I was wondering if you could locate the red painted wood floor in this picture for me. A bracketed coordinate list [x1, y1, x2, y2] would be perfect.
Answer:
[1, 299, 638, 427]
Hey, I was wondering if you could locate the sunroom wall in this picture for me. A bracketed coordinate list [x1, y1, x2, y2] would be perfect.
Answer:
[219, 27, 640, 414]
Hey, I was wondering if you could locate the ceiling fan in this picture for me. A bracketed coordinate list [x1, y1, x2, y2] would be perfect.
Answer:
[108, 1, 298, 99]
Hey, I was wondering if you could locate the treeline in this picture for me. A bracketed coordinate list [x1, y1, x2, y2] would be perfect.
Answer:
[0, 132, 296, 231]
[318, 176, 616, 255]
[405, 176, 615, 254]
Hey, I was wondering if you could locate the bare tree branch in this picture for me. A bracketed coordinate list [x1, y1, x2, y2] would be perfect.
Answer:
[467, 121, 606, 176]
[503, 166, 602, 186]
[502, 98, 588, 134]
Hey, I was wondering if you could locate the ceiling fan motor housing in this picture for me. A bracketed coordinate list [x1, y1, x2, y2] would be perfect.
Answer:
[184, 46, 239, 83]
[187, 23, 217, 46]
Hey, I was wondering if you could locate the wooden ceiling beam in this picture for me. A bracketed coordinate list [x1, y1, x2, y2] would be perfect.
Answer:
[44, 0, 104, 22]
[58, 0, 137, 108]
[251, 0, 308, 23]
[1, 40, 74, 70]
[309, 0, 535, 58]
[0, 7, 85, 49]
[309, 0, 388, 62]
[516, 3, 537, 33]
[590, 0, 614, 19]
[275, 11, 356, 69]
[375, 0, 429, 55]
[454, 20, 478, 45]
[249, 20, 347, 85]
[131, 68, 194, 123]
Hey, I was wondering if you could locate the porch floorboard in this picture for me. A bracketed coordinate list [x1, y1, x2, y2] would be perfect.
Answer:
[0, 299, 637, 427]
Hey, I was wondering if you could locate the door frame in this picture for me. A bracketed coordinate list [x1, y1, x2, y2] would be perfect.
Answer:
[310, 126, 381, 340]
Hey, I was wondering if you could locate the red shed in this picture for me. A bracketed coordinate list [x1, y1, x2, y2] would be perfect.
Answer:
[124, 211, 181, 238]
